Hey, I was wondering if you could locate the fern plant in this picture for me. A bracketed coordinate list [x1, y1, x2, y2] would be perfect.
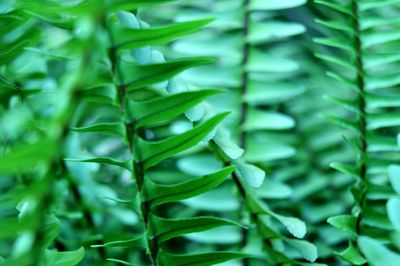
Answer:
[3, 0, 400, 266]
[315, 0, 400, 265]
[140, 0, 323, 265]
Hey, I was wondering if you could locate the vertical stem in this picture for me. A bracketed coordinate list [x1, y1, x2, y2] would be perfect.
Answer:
[240, 0, 251, 148]
[239, 1, 251, 265]
[104, 20, 158, 266]
[351, 0, 367, 236]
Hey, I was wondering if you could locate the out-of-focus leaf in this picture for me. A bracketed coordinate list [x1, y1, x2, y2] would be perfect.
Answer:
[42, 247, 84, 266]
[284, 239, 318, 262]
[358, 237, 400, 266]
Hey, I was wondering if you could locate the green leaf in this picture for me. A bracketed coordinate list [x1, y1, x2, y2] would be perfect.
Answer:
[358, 236, 400, 266]
[158, 250, 249, 266]
[140, 112, 229, 169]
[315, 19, 353, 33]
[284, 239, 318, 262]
[122, 58, 215, 91]
[91, 234, 146, 249]
[42, 216, 61, 248]
[315, 53, 356, 71]
[71, 122, 125, 137]
[248, 196, 306, 238]
[327, 215, 357, 238]
[65, 157, 131, 170]
[272, 213, 307, 239]
[114, 19, 213, 49]
[387, 198, 400, 231]
[313, 37, 353, 52]
[330, 162, 360, 181]
[131, 89, 222, 127]
[335, 242, 367, 265]
[144, 166, 234, 207]
[315, 0, 352, 15]
[42, 247, 84, 266]
[152, 216, 243, 242]
[234, 160, 266, 188]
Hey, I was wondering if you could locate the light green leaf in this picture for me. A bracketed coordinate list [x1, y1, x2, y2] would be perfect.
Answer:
[247, 49, 299, 73]
[358, 236, 400, 266]
[213, 127, 244, 160]
[272, 213, 307, 239]
[389, 165, 400, 195]
[248, 21, 305, 43]
[284, 239, 318, 262]
[245, 81, 305, 105]
[388, 198, 400, 231]
[244, 108, 295, 131]
[250, 0, 306, 10]
[234, 160, 266, 188]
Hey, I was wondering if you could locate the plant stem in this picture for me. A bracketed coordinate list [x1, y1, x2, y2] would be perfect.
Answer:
[238, 0, 251, 263]
[104, 19, 158, 266]
[239, 0, 250, 148]
[209, 141, 279, 265]
[351, 0, 368, 238]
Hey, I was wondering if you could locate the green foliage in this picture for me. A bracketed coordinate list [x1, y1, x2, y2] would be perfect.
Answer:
[2, 0, 400, 265]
